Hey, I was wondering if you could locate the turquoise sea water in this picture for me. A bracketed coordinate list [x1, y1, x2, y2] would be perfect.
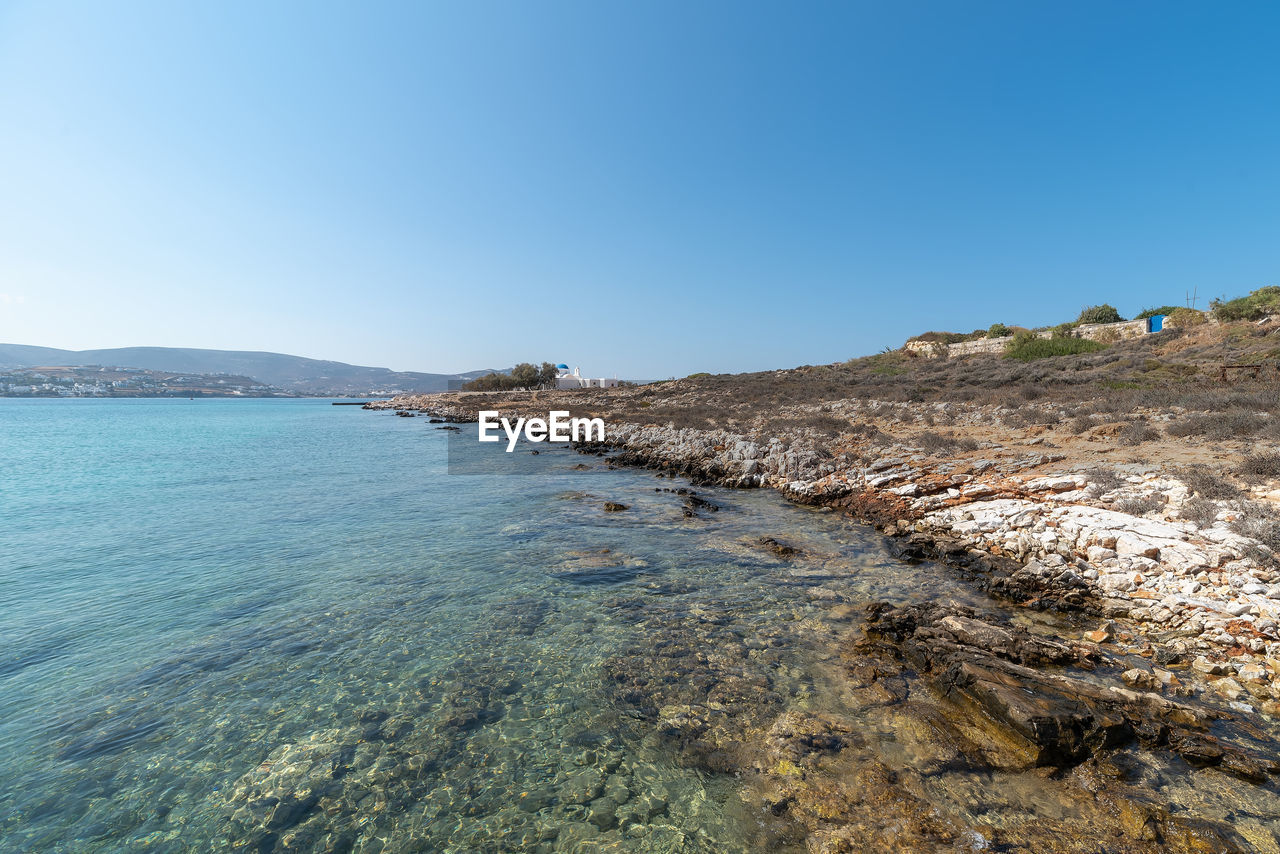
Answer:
[1, 398, 946, 852]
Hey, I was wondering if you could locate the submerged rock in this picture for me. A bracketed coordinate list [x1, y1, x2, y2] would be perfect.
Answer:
[757, 536, 803, 559]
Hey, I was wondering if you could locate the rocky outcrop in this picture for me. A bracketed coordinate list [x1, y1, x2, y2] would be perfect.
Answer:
[854, 601, 1276, 781]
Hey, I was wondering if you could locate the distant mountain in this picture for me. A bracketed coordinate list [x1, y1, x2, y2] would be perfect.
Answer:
[0, 343, 495, 396]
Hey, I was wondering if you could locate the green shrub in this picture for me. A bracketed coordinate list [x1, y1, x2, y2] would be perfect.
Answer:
[1077, 304, 1125, 325]
[1134, 306, 1180, 320]
[1211, 286, 1280, 322]
[1050, 322, 1078, 339]
[1005, 333, 1106, 361]
[987, 322, 1011, 338]
[461, 361, 558, 391]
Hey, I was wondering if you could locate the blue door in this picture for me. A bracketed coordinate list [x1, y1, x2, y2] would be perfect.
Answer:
[1147, 314, 1165, 333]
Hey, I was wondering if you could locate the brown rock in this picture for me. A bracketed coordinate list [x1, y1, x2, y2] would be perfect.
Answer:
[758, 536, 802, 558]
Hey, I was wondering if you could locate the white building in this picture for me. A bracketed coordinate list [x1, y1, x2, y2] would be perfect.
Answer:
[555, 364, 619, 390]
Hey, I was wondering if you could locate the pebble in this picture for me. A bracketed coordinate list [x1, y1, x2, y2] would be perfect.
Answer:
[1192, 656, 1231, 676]
[1213, 678, 1245, 701]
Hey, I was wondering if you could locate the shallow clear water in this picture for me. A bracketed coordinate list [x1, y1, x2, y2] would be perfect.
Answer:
[4, 399, 1278, 853]
[0, 399, 944, 852]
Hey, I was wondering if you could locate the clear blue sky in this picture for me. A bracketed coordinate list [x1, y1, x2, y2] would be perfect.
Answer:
[1, 1, 1276, 378]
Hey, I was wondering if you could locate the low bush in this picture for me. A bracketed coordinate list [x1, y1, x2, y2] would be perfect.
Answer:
[1115, 494, 1165, 516]
[1069, 414, 1097, 434]
[1077, 304, 1125, 325]
[1211, 286, 1280, 322]
[1237, 451, 1280, 484]
[1162, 307, 1207, 328]
[1230, 503, 1280, 568]
[768, 412, 851, 436]
[1180, 496, 1220, 528]
[1119, 420, 1159, 445]
[1084, 466, 1126, 496]
[850, 421, 890, 444]
[1135, 306, 1181, 320]
[1178, 464, 1242, 499]
[1137, 359, 1198, 379]
[908, 331, 974, 345]
[1166, 410, 1268, 440]
[1006, 334, 1107, 361]
[914, 431, 979, 453]
[987, 322, 1011, 338]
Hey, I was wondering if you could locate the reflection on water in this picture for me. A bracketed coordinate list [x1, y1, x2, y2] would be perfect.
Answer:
[1, 400, 1278, 852]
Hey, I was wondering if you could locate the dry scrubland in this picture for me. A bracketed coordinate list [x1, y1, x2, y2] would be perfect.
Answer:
[437, 312, 1280, 480]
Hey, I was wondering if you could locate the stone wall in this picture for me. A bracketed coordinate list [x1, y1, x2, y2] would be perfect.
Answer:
[946, 336, 1018, 357]
[1073, 318, 1150, 343]
[904, 312, 1210, 359]
[902, 340, 947, 357]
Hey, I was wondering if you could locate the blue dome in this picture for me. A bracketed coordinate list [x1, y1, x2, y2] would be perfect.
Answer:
[555, 364, 569, 370]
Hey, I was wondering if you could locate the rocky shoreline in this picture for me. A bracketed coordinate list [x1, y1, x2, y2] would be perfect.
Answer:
[365, 391, 1280, 849]
[370, 393, 1280, 714]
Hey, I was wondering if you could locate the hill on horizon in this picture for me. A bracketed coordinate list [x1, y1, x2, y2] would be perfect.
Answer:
[0, 343, 495, 396]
